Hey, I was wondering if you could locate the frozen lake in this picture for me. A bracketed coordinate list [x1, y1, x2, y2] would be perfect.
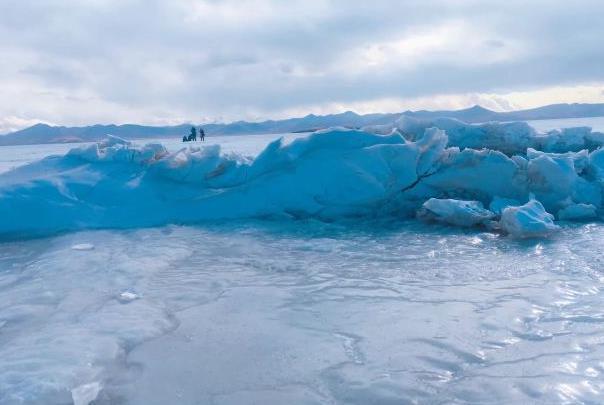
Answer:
[1, 118, 604, 404]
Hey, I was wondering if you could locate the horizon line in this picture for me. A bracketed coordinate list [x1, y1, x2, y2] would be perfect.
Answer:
[3, 101, 604, 135]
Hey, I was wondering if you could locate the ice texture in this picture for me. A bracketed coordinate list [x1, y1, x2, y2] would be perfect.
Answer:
[499, 200, 559, 238]
[1, 121, 604, 239]
[72, 382, 102, 405]
[364, 115, 604, 155]
[489, 196, 523, 215]
[3, 222, 604, 404]
[558, 203, 598, 221]
[418, 198, 494, 227]
[71, 243, 95, 251]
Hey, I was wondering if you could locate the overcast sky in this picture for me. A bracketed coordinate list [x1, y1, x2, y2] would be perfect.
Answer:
[1, 0, 604, 133]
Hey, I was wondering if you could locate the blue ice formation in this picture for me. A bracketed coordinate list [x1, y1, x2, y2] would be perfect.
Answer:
[3, 118, 604, 239]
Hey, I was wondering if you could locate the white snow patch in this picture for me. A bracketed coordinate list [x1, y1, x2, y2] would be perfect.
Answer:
[71, 381, 102, 405]
[71, 243, 95, 251]
[118, 291, 139, 303]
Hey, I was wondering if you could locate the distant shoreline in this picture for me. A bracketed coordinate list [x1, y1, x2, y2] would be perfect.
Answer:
[2, 103, 604, 146]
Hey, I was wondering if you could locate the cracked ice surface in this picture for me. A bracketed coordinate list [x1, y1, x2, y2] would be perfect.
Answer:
[2, 222, 604, 403]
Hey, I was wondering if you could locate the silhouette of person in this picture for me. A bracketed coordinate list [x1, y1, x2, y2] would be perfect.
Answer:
[189, 126, 197, 141]
[199, 128, 205, 142]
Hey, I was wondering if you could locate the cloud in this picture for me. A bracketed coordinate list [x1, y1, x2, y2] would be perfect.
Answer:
[0, 117, 47, 135]
[1, 0, 604, 131]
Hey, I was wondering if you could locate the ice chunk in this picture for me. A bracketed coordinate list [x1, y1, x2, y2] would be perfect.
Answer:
[499, 200, 559, 238]
[537, 127, 588, 153]
[360, 123, 397, 136]
[421, 147, 525, 201]
[557, 203, 597, 221]
[415, 127, 448, 176]
[68, 136, 168, 164]
[71, 381, 102, 405]
[418, 198, 495, 227]
[71, 243, 95, 251]
[527, 148, 589, 174]
[388, 116, 536, 155]
[585, 130, 604, 149]
[99, 134, 130, 148]
[532, 126, 604, 153]
[588, 148, 604, 178]
[374, 115, 604, 156]
[118, 291, 139, 303]
[526, 151, 579, 210]
[525, 149, 601, 211]
[446, 120, 535, 155]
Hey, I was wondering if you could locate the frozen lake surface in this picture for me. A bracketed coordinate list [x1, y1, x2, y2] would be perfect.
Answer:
[1, 118, 604, 404]
[2, 221, 604, 404]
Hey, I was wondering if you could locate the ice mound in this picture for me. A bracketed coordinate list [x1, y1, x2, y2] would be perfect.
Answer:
[364, 116, 604, 156]
[418, 198, 494, 227]
[0, 130, 423, 237]
[499, 200, 559, 238]
[2, 122, 604, 239]
[417, 196, 564, 237]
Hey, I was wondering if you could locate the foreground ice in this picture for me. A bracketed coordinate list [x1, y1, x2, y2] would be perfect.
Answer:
[499, 200, 559, 238]
[418, 198, 494, 227]
[2, 118, 604, 238]
[2, 222, 604, 404]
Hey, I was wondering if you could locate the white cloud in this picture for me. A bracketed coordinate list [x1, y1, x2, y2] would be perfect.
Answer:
[1, 0, 603, 132]
[0, 117, 47, 135]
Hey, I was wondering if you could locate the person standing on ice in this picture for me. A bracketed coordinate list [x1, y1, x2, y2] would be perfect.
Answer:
[199, 127, 205, 142]
[188, 126, 197, 141]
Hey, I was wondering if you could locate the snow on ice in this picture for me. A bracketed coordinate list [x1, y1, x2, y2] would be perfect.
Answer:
[2, 118, 604, 239]
[417, 198, 494, 227]
[71, 382, 103, 405]
[71, 243, 95, 251]
[118, 291, 139, 303]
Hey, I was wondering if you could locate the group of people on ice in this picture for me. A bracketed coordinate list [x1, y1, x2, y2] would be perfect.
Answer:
[183, 126, 205, 142]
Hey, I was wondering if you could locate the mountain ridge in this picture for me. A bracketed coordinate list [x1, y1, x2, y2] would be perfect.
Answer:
[2, 103, 604, 146]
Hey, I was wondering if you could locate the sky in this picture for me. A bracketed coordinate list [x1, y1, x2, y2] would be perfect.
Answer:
[1, 0, 604, 133]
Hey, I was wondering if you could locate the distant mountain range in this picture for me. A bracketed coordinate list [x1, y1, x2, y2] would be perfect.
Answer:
[2, 103, 604, 146]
